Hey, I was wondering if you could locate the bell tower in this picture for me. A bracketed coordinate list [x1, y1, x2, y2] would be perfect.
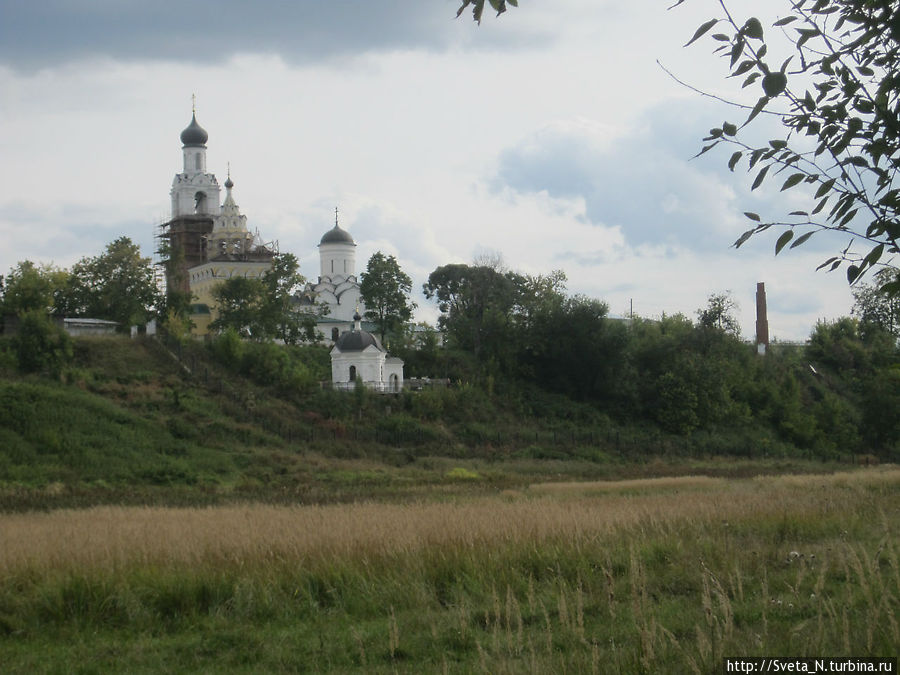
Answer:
[170, 99, 221, 218]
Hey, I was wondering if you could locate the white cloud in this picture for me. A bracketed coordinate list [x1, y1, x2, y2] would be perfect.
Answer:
[0, 1, 855, 341]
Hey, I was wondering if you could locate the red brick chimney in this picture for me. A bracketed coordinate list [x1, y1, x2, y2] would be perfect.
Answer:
[756, 282, 769, 355]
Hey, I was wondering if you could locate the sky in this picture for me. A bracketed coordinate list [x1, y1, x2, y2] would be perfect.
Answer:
[0, 0, 860, 341]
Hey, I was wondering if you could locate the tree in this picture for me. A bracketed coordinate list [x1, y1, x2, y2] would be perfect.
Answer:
[0, 261, 68, 317]
[423, 263, 521, 365]
[13, 309, 72, 375]
[64, 237, 161, 328]
[359, 252, 416, 345]
[258, 253, 316, 344]
[209, 276, 266, 338]
[210, 254, 317, 343]
[852, 267, 900, 338]
[674, 0, 900, 291]
[697, 291, 740, 335]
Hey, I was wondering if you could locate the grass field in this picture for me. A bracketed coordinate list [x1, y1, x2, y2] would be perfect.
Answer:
[1, 467, 898, 673]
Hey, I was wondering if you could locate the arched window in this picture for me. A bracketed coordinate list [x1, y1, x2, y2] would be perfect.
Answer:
[349, 365, 356, 382]
[390, 373, 399, 392]
[195, 153, 202, 171]
[331, 327, 339, 342]
[195, 192, 207, 213]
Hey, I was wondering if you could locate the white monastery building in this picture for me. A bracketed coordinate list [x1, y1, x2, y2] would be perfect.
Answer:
[160, 105, 403, 390]
[331, 312, 404, 392]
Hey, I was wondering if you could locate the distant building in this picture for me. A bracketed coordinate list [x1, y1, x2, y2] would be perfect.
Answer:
[294, 210, 369, 344]
[159, 109, 276, 335]
[330, 312, 403, 392]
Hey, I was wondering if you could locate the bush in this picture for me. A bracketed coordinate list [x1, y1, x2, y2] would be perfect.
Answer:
[13, 311, 72, 376]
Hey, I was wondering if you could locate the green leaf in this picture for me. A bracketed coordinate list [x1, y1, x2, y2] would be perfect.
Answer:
[742, 72, 761, 88]
[814, 178, 836, 199]
[790, 231, 814, 248]
[762, 72, 787, 97]
[769, 139, 788, 150]
[744, 211, 761, 221]
[745, 96, 768, 126]
[775, 230, 794, 254]
[685, 19, 718, 47]
[838, 208, 859, 227]
[728, 151, 743, 171]
[732, 60, 755, 77]
[846, 265, 861, 283]
[863, 243, 885, 266]
[692, 141, 719, 159]
[811, 197, 828, 215]
[781, 173, 805, 191]
[743, 17, 764, 40]
[734, 229, 755, 248]
[730, 38, 745, 67]
[751, 165, 770, 190]
[773, 16, 797, 26]
[723, 122, 738, 136]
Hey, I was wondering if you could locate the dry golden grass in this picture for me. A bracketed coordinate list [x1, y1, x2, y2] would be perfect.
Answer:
[2, 466, 897, 576]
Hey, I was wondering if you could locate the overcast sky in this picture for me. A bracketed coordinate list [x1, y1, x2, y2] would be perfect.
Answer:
[0, 0, 857, 340]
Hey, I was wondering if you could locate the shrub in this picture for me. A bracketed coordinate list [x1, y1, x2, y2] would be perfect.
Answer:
[13, 311, 72, 376]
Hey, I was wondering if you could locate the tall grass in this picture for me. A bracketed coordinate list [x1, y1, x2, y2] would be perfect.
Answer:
[0, 468, 897, 672]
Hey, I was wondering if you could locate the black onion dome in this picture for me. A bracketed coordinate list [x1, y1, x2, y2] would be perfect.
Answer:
[180, 113, 208, 146]
[335, 330, 382, 352]
[224, 176, 234, 189]
[319, 224, 355, 246]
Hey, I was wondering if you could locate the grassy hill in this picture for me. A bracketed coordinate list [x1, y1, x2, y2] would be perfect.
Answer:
[0, 334, 866, 510]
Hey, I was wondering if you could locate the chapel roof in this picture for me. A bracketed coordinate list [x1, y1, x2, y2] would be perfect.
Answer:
[334, 329, 383, 352]
[319, 224, 355, 246]
[180, 112, 209, 147]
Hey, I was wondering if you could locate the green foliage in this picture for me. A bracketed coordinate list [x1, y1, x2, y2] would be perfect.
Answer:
[697, 291, 740, 335]
[852, 268, 900, 338]
[12, 310, 72, 375]
[359, 251, 415, 345]
[210, 253, 316, 343]
[676, 0, 900, 285]
[62, 237, 161, 328]
[456, 0, 517, 23]
[423, 263, 522, 369]
[209, 276, 265, 337]
[210, 328, 244, 368]
[0, 261, 68, 317]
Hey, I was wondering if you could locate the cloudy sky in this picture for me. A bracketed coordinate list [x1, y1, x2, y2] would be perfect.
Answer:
[0, 0, 858, 340]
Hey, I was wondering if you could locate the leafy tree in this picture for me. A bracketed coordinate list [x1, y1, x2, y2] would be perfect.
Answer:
[64, 237, 161, 328]
[209, 276, 265, 338]
[210, 254, 317, 343]
[359, 252, 416, 345]
[674, 0, 900, 289]
[155, 236, 194, 336]
[852, 267, 900, 338]
[259, 253, 316, 344]
[13, 309, 72, 375]
[697, 291, 740, 335]
[423, 263, 522, 366]
[1, 261, 68, 317]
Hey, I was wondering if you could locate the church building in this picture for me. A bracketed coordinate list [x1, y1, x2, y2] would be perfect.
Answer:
[158, 106, 404, 389]
[330, 312, 404, 392]
[294, 209, 369, 343]
[160, 108, 276, 335]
